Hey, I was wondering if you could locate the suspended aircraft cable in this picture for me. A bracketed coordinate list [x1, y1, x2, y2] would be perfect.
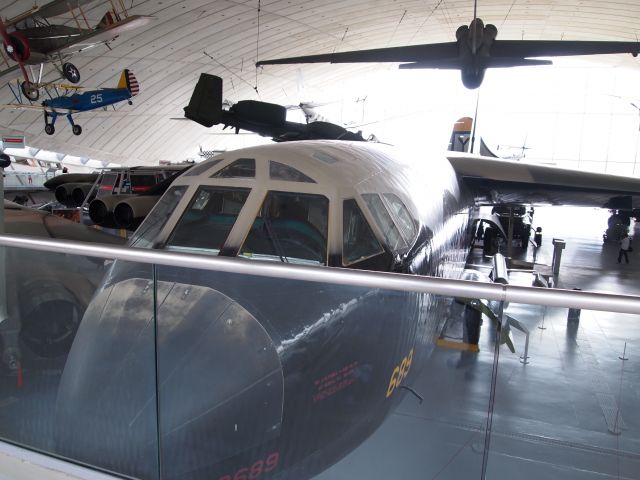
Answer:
[254, 0, 261, 95]
[386, 9, 408, 47]
[408, 0, 444, 44]
[202, 51, 257, 95]
[500, 0, 518, 28]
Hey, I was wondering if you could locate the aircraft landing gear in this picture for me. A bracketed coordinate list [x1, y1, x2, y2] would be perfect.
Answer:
[20, 81, 39, 101]
[62, 62, 81, 84]
[66, 113, 81, 135]
[44, 110, 57, 135]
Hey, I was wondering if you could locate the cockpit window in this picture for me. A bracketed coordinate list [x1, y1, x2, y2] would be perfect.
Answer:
[129, 185, 187, 248]
[211, 158, 255, 178]
[382, 193, 417, 243]
[166, 187, 250, 254]
[184, 159, 223, 176]
[269, 161, 316, 183]
[239, 191, 328, 265]
[343, 199, 384, 266]
[362, 193, 407, 251]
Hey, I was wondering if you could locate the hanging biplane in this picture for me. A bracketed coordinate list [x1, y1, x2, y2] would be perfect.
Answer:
[0, 0, 153, 101]
[1, 69, 139, 135]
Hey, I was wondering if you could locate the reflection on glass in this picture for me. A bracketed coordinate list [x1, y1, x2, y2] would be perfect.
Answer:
[239, 191, 329, 265]
[362, 193, 406, 251]
[211, 158, 255, 178]
[0, 249, 159, 479]
[167, 187, 250, 254]
[343, 199, 384, 265]
[155, 264, 427, 480]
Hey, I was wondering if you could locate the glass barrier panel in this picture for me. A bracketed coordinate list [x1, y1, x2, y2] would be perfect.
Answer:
[0, 246, 159, 480]
[485, 302, 640, 479]
[153, 264, 494, 480]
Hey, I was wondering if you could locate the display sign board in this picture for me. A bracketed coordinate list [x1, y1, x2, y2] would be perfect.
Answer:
[1, 135, 25, 149]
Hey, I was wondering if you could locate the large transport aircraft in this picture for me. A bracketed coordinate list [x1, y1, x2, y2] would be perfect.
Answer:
[21, 74, 637, 480]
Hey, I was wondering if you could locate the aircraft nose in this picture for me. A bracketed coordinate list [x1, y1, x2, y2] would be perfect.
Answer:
[54, 277, 284, 479]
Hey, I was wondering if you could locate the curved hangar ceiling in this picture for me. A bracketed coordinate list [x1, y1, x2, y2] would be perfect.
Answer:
[0, 0, 639, 166]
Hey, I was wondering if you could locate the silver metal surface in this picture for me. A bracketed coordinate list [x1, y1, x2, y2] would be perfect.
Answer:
[0, 234, 638, 314]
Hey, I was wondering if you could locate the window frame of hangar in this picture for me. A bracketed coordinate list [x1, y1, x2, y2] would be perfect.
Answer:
[163, 185, 253, 256]
[342, 198, 385, 267]
[237, 190, 330, 266]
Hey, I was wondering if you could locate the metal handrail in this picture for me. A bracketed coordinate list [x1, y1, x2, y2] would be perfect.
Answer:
[0, 234, 638, 314]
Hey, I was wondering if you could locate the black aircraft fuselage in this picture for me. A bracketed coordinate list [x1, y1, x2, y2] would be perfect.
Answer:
[50, 141, 475, 480]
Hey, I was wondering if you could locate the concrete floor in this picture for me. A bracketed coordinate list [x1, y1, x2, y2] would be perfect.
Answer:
[318, 207, 640, 480]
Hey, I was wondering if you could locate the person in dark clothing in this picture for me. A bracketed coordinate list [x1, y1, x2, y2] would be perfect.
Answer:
[534, 227, 542, 247]
[618, 235, 632, 264]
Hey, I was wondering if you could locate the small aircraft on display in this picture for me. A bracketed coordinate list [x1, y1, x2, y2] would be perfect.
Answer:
[1, 69, 139, 135]
[0, 0, 153, 100]
[184, 75, 367, 142]
[257, 15, 640, 89]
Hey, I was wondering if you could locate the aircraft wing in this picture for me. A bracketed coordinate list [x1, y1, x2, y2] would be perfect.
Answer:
[0, 103, 77, 114]
[256, 42, 459, 66]
[448, 153, 640, 209]
[55, 15, 155, 55]
[490, 40, 640, 60]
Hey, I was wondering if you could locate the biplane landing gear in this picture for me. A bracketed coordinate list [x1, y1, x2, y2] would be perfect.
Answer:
[44, 111, 57, 135]
[20, 81, 39, 101]
[62, 63, 80, 84]
[66, 114, 82, 135]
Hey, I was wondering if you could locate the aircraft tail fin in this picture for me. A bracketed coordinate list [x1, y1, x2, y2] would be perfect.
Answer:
[449, 116, 473, 152]
[117, 69, 139, 97]
[97, 10, 122, 29]
[184, 74, 223, 127]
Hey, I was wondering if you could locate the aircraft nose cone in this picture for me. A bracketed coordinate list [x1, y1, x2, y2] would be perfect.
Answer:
[53, 278, 284, 479]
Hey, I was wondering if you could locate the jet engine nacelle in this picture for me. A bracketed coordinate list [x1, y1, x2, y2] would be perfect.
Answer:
[88, 194, 133, 228]
[113, 195, 160, 230]
[461, 67, 485, 89]
[71, 183, 94, 206]
[55, 182, 92, 207]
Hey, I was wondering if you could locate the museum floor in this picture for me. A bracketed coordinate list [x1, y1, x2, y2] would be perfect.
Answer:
[318, 207, 640, 480]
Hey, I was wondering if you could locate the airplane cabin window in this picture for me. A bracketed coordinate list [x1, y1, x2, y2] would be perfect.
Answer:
[210, 158, 255, 178]
[129, 185, 188, 248]
[343, 199, 384, 265]
[239, 191, 328, 265]
[184, 159, 223, 176]
[361, 193, 407, 251]
[269, 161, 316, 183]
[382, 193, 418, 243]
[166, 187, 251, 254]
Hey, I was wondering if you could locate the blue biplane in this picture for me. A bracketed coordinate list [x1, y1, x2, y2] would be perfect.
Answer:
[42, 69, 139, 135]
[2, 69, 139, 135]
